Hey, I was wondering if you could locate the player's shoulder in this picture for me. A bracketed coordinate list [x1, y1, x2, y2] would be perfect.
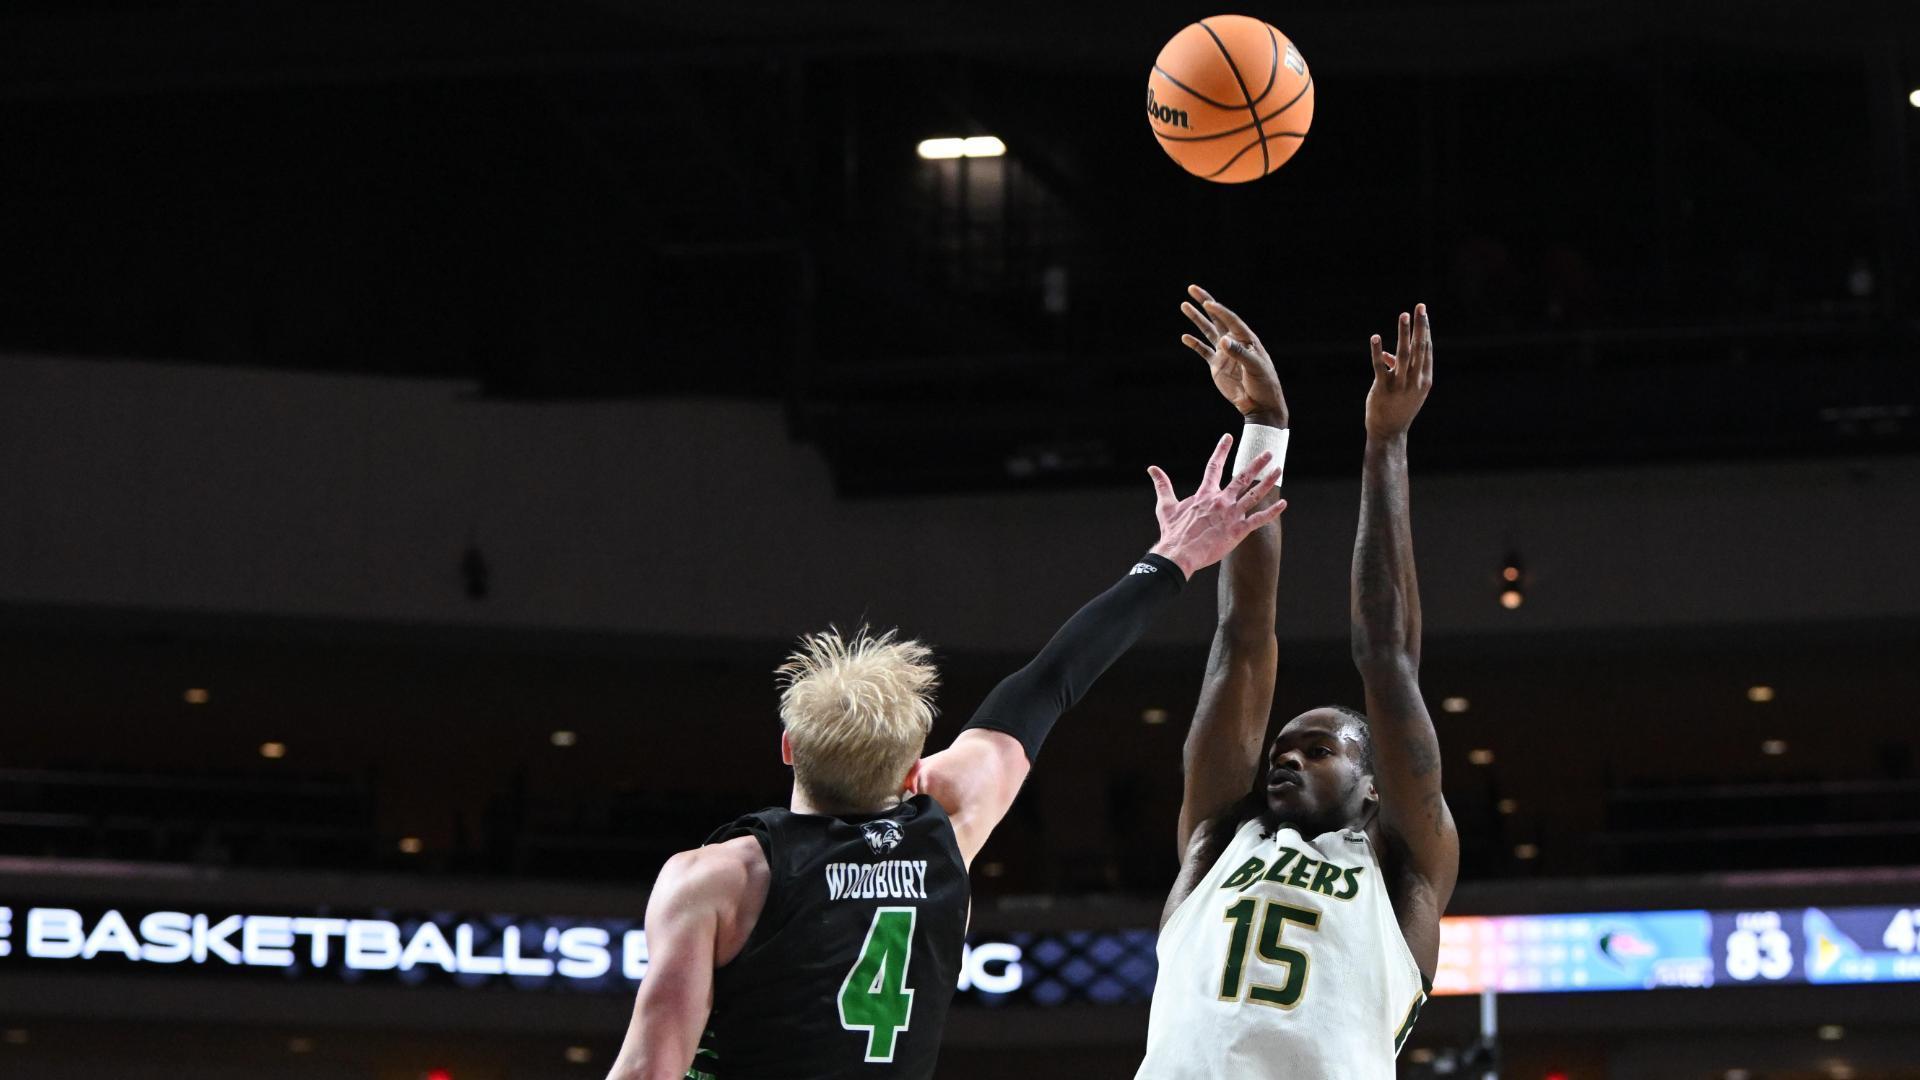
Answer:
[657, 836, 771, 904]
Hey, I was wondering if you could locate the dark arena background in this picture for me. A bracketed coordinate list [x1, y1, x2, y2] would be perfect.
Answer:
[3, 1, 1920, 1077]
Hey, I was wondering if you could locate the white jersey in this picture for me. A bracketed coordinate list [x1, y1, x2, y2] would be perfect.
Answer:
[1136, 818, 1428, 1080]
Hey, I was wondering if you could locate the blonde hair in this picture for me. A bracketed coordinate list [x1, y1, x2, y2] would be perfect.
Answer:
[777, 626, 939, 810]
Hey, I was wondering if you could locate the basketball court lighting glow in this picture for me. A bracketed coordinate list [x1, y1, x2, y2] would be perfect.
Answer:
[1746, 685, 1775, 703]
[1440, 696, 1469, 714]
[916, 136, 1006, 159]
[1468, 748, 1494, 765]
[565, 1047, 593, 1064]
[1818, 1025, 1845, 1041]
[398, 837, 423, 854]
[1141, 707, 1169, 725]
[1513, 843, 1539, 860]
[1499, 588, 1524, 609]
[1761, 739, 1788, 756]
[1909, 89, 1920, 108]
[259, 741, 287, 759]
[550, 730, 577, 747]
[1497, 798, 1518, 814]
[183, 687, 209, 705]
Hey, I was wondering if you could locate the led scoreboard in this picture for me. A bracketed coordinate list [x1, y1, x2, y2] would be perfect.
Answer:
[1433, 904, 1920, 995]
[4, 899, 1919, 1001]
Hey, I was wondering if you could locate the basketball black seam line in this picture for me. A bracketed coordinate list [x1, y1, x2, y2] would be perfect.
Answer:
[1151, 64, 1241, 111]
[1204, 131, 1306, 179]
[1246, 23, 1279, 109]
[1156, 76, 1312, 143]
[1197, 19, 1268, 176]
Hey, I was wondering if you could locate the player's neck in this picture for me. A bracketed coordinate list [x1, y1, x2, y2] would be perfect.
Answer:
[790, 784, 900, 818]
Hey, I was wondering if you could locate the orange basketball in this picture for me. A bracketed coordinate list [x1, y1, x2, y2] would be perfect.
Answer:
[1146, 15, 1314, 183]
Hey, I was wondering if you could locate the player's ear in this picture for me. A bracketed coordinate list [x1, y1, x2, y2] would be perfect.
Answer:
[900, 758, 924, 795]
[780, 730, 795, 766]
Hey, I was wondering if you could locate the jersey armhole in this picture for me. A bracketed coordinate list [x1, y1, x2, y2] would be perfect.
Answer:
[705, 819, 780, 967]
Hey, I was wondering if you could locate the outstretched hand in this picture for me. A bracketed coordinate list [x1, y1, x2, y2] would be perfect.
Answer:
[1146, 433, 1289, 580]
[1366, 303, 1434, 438]
[1180, 285, 1288, 426]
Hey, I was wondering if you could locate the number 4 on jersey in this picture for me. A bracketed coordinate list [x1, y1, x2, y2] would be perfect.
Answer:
[839, 907, 917, 1062]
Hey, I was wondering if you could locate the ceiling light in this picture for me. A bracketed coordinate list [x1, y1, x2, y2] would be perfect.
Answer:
[1499, 589, 1524, 609]
[1468, 748, 1495, 765]
[1497, 798, 1518, 814]
[565, 1047, 592, 1064]
[1818, 1025, 1845, 1041]
[1747, 685, 1775, 703]
[1761, 739, 1788, 756]
[917, 136, 1006, 159]
[259, 741, 287, 760]
[1514, 843, 1539, 860]
[1141, 708, 1169, 725]
[1909, 89, 1920, 108]
[398, 837, 423, 855]
[550, 730, 578, 748]
[183, 688, 210, 705]
[1441, 696, 1470, 714]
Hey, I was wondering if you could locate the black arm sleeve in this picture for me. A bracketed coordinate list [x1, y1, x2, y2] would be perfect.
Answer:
[960, 553, 1186, 763]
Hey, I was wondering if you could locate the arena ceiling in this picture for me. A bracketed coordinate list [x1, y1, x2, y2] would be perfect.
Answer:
[2, 0, 1917, 493]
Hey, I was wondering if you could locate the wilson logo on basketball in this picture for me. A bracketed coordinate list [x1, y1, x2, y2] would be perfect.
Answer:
[1145, 87, 1190, 130]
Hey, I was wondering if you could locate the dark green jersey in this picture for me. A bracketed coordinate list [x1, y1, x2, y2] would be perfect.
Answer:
[690, 794, 969, 1080]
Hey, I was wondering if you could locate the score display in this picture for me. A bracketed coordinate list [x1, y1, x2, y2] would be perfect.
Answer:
[1433, 904, 1920, 995]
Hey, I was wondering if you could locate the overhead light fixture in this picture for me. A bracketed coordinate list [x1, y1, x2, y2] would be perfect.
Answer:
[1441, 696, 1470, 714]
[183, 688, 210, 705]
[1818, 1025, 1845, 1041]
[398, 837, 423, 855]
[1499, 550, 1526, 608]
[259, 741, 287, 760]
[550, 730, 578, 748]
[1468, 748, 1495, 765]
[1747, 685, 1775, 703]
[1909, 89, 1920, 108]
[1761, 739, 1788, 756]
[917, 136, 1007, 160]
[1514, 843, 1539, 860]
[1141, 708, 1169, 726]
[565, 1047, 593, 1065]
[1497, 798, 1518, 814]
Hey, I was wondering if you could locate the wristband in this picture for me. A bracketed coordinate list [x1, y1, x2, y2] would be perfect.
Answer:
[1233, 422, 1289, 488]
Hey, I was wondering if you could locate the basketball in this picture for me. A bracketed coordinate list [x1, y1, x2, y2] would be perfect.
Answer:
[1146, 15, 1314, 183]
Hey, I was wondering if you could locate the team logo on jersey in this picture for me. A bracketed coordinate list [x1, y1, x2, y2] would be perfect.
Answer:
[861, 820, 905, 854]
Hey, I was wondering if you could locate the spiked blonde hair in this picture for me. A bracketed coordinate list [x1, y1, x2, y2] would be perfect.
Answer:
[776, 627, 939, 810]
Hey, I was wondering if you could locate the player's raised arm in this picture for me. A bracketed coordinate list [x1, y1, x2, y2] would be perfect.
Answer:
[606, 838, 768, 1080]
[1172, 285, 1289, 862]
[915, 433, 1288, 865]
[1350, 303, 1459, 979]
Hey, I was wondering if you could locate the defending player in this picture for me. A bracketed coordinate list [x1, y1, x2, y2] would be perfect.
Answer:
[1136, 292, 1458, 1078]
[606, 433, 1289, 1080]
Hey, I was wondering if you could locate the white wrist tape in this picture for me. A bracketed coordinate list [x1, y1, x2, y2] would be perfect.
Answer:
[1233, 423, 1289, 488]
